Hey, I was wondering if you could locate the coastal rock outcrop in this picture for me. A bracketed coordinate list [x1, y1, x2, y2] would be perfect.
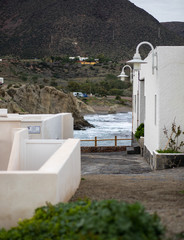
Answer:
[0, 84, 92, 129]
[76, 99, 95, 115]
[108, 105, 118, 114]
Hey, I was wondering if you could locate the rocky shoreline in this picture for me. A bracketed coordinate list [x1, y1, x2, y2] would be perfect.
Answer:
[0, 84, 132, 129]
[0, 84, 92, 130]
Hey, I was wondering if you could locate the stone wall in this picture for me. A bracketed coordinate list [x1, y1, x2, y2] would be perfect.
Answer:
[81, 146, 126, 153]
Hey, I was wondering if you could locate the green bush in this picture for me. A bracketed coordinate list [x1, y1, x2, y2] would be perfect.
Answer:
[135, 123, 144, 139]
[109, 88, 124, 96]
[0, 200, 164, 240]
[157, 149, 181, 153]
[115, 95, 121, 100]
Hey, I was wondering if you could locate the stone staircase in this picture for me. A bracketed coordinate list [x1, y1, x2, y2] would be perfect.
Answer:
[126, 143, 141, 154]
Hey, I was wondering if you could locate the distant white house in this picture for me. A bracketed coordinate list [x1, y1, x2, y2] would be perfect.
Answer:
[130, 46, 184, 163]
[0, 78, 4, 85]
[69, 56, 89, 61]
[77, 56, 89, 61]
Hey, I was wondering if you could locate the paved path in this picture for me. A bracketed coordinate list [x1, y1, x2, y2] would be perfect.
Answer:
[73, 151, 184, 237]
[81, 151, 184, 180]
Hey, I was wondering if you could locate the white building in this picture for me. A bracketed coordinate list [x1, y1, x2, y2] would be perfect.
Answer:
[130, 46, 184, 165]
[0, 110, 81, 228]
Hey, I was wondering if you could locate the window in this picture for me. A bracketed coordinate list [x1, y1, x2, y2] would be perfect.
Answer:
[144, 96, 146, 120]
[155, 95, 157, 125]
[134, 95, 136, 113]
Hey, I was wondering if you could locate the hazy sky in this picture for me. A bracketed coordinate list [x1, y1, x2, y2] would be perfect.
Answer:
[129, 0, 184, 22]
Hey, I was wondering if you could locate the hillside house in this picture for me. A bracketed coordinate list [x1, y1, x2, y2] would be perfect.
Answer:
[130, 46, 184, 167]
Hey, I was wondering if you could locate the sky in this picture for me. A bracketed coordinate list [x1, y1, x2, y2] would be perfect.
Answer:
[129, 0, 184, 22]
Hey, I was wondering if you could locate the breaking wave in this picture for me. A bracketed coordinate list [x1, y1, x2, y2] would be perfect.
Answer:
[74, 112, 132, 146]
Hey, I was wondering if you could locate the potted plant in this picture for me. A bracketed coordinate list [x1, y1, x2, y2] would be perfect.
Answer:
[154, 120, 184, 170]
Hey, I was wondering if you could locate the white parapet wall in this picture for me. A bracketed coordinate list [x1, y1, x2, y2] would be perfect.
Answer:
[0, 112, 74, 170]
[0, 111, 79, 229]
[0, 118, 22, 170]
[0, 135, 81, 229]
[7, 128, 28, 171]
[21, 113, 73, 139]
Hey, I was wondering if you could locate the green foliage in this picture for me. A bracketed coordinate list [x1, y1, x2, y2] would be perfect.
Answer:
[67, 74, 131, 96]
[110, 88, 124, 96]
[157, 149, 181, 153]
[68, 81, 81, 92]
[0, 200, 164, 240]
[50, 80, 57, 87]
[97, 54, 111, 63]
[20, 74, 28, 81]
[115, 95, 121, 100]
[135, 123, 144, 139]
[105, 74, 117, 81]
[49, 56, 79, 64]
[174, 231, 184, 240]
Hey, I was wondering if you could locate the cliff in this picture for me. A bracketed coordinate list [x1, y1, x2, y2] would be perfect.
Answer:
[0, 84, 92, 129]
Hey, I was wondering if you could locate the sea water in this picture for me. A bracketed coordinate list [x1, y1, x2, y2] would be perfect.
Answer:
[74, 112, 132, 146]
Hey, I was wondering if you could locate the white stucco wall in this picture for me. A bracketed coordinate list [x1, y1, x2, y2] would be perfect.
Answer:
[135, 46, 184, 154]
[0, 111, 79, 229]
[132, 71, 139, 133]
[140, 51, 159, 154]
[42, 114, 62, 139]
[24, 139, 64, 170]
[0, 119, 21, 170]
[40, 138, 81, 202]
[61, 113, 74, 138]
[21, 113, 73, 139]
[0, 113, 74, 170]
[7, 128, 28, 171]
[132, 50, 156, 135]
[0, 138, 81, 229]
[157, 46, 184, 151]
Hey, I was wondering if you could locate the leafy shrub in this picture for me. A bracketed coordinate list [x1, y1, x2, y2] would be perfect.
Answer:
[135, 123, 144, 139]
[157, 149, 181, 153]
[109, 88, 124, 96]
[0, 200, 164, 240]
[115, 95, 121, 100]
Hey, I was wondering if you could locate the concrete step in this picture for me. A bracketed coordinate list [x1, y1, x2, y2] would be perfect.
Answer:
[126, 145, 140, 154]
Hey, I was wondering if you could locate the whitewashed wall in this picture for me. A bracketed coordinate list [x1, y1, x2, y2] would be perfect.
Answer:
[24, 139, 64, 170]
[21, 113, 73, 139]
[61, 113, 74, 138]
[0, 119, 21, 170]
[40, 139, 80, 203]
[0, 138, 81, 229]
[132, 71, 139, 133]
[8, 128, 28, 171]
[42, 114, 62, 139]
[137, 46, 184, 154]
[157, 46, 184, 152]
[140, 51, 159, 154]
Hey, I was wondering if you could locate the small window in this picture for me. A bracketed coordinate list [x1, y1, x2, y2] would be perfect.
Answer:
[155, 95, 157, 125]
[134, 95, 136, 113]
[144, 96, 146, 120]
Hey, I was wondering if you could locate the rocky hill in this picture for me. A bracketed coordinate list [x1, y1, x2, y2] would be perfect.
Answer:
[0, 84, 93, 129]
[0, 0, 184, 60]
[161, 22, 184, 38]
